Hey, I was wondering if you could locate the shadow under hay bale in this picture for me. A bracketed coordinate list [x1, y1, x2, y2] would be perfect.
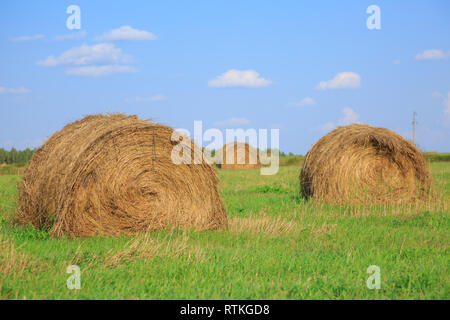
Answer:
[300, 124, 432, 204]
[18, 114, 227, 237]
[216, 142, 261, 170]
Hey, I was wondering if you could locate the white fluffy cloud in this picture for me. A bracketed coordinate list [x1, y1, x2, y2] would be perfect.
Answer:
[10, 34, 44, 42]
[415, 49, 449, 60]
[316, 107, 359, 132]
[37, 43, 136, 77]
[208, 70, 272, 88]
[0, 86, 30, 94]
[316, 72, 361, 90]
[95, 26, 157, 41]
[66, 65, 137, 77]
[433, 91, 450, 125]
[37, 43, 131, 67]
[316, 122, 336, 132]
[339, 107, 359, 125]
[214, 117, 250, 126]
[288, 97, 316, 107]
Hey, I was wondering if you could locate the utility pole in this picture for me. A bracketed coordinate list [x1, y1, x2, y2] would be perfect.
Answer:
[412, 111, 417, 146]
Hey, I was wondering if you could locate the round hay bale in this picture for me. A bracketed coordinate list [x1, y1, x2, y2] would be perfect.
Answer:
[18, 114, 227, 237]
[300, 124, 432, 204]
[216, 142, 261, 170]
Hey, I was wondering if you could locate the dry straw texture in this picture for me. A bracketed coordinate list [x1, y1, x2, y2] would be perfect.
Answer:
[300, 124, 432, 204]
[18, 114, 227, 237]
[216, 142, 261, 170]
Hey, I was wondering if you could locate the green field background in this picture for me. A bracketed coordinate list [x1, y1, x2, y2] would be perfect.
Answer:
[0, 162, 449, 299]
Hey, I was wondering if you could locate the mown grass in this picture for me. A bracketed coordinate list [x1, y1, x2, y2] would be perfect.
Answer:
[0, 164, 27, 176]
[424, 152, 450, 163]
[0, 163, 448, 299]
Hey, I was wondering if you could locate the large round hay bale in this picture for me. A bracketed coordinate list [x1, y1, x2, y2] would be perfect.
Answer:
[216, 142, 261, 170]
[300, 124, 431, 204]
[18, 114, 227, 237]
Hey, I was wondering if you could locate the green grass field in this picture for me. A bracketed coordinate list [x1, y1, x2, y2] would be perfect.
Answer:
[0, 163, 449, 299]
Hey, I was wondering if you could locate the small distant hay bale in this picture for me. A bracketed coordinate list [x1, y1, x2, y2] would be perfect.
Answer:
[300, 124, 432, 204]
[216, 142, 261, 170]
[18, 114, 227, 237]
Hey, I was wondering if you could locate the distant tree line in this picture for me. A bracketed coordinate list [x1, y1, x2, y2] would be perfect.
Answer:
[0, 148, 35, 164]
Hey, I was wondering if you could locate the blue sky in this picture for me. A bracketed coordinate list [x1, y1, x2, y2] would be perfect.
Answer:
[0, 0, 449, 153]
